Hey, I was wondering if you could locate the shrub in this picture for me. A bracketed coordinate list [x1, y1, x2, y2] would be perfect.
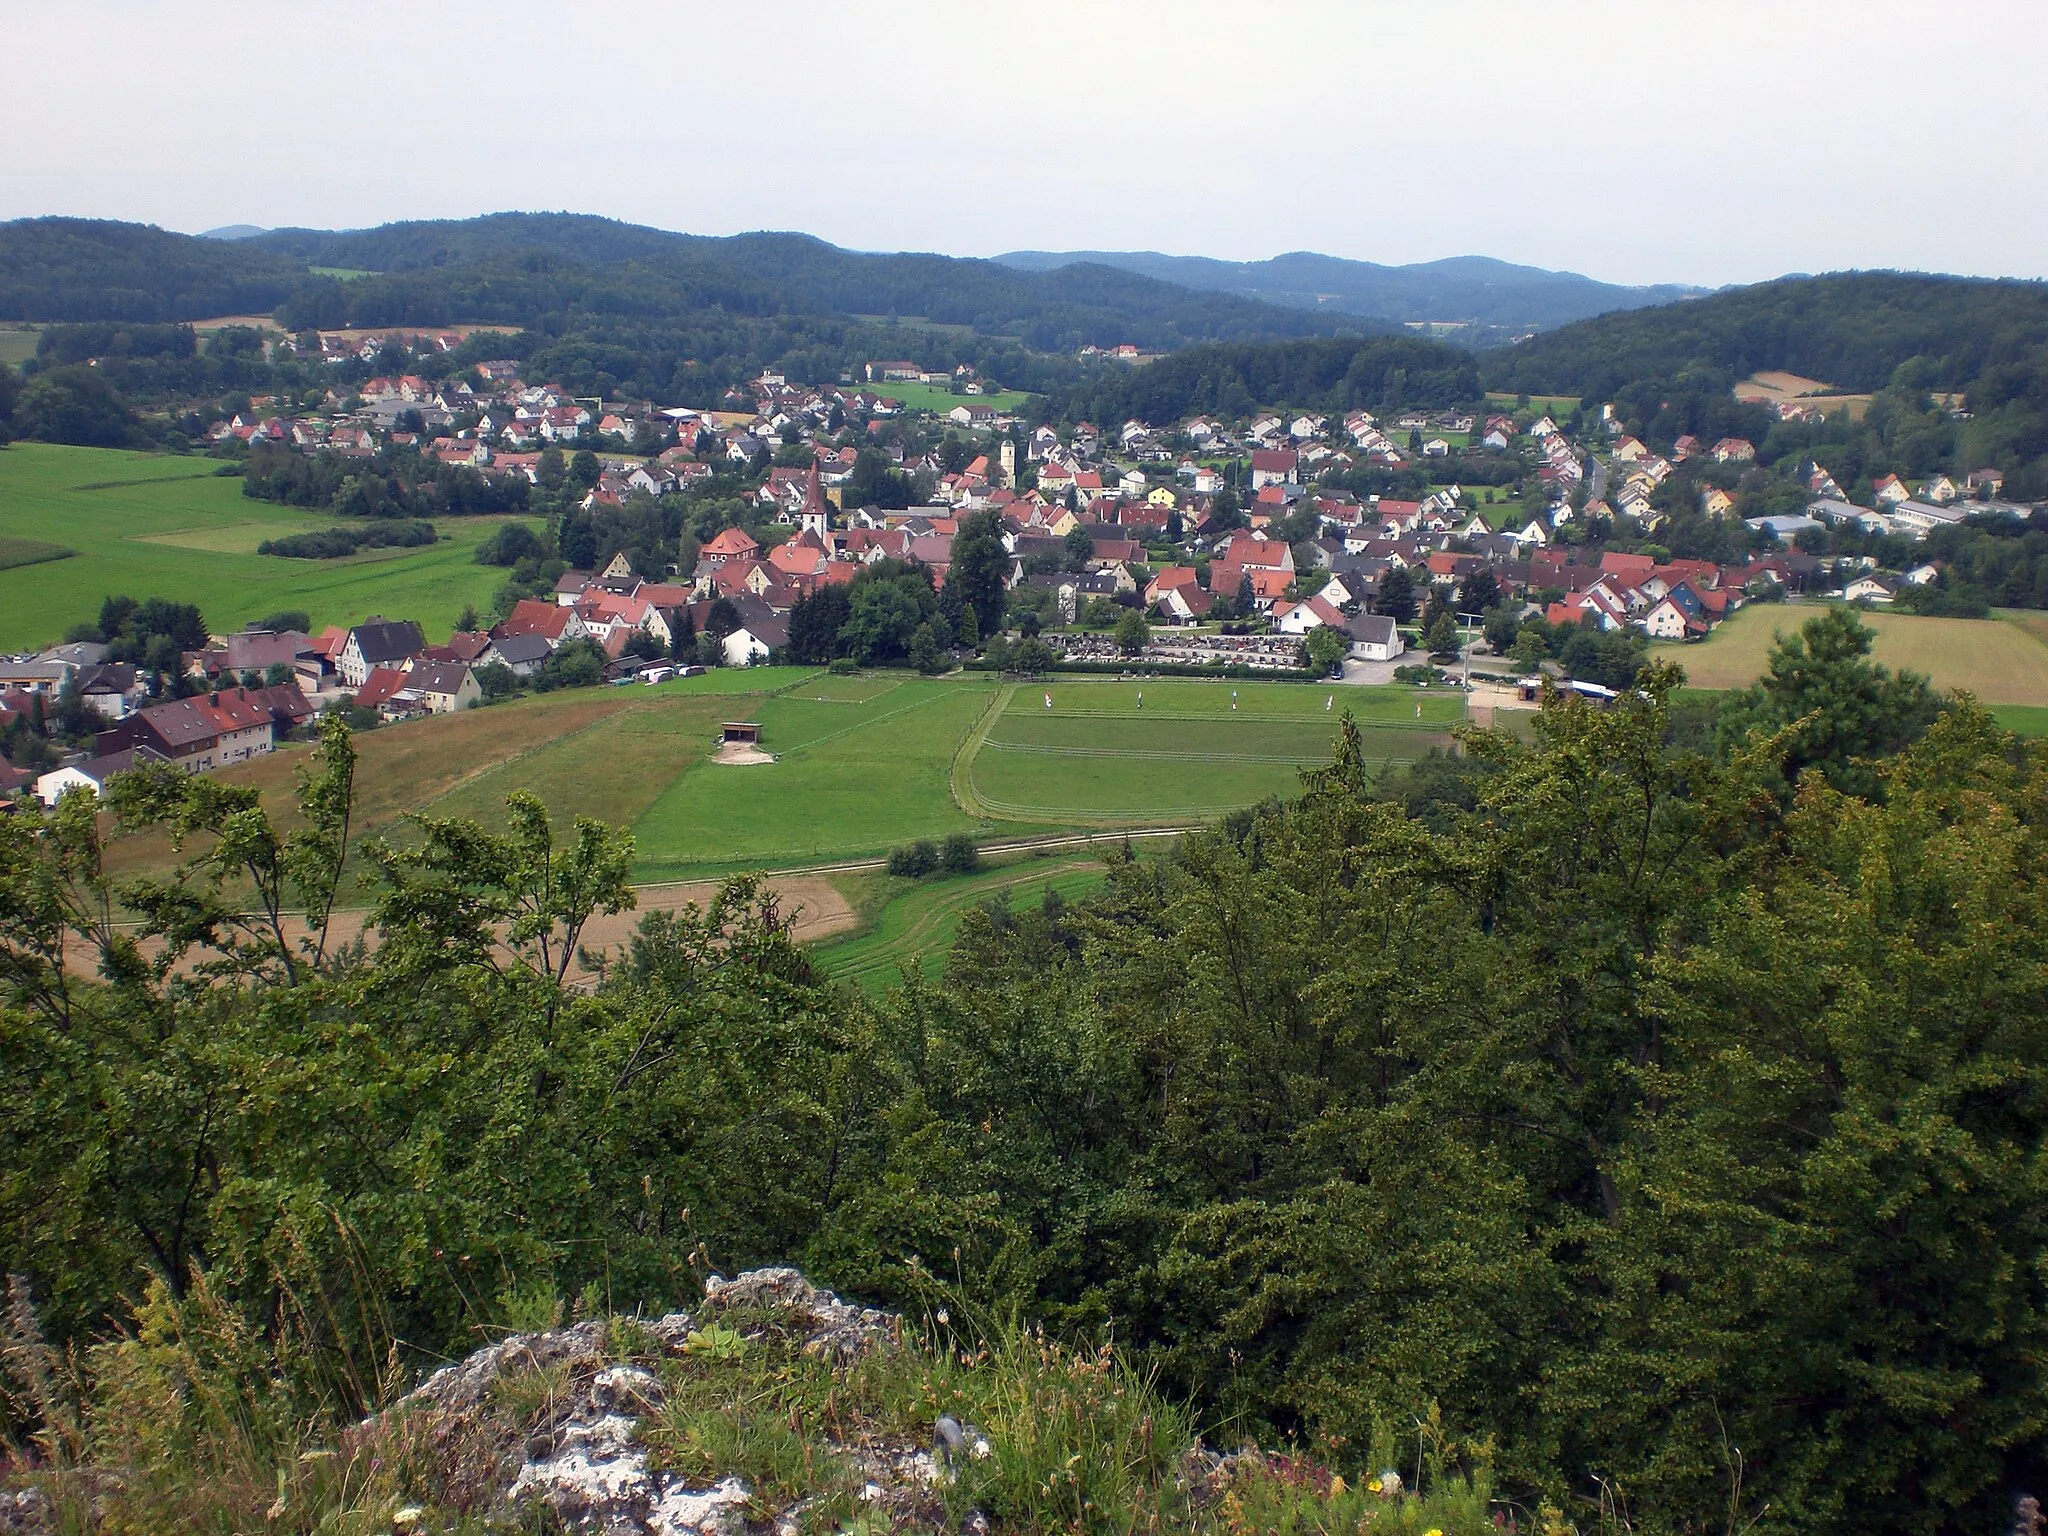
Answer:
[886, 839, 939, 878]
[940, 833, 980, 874]
[828, 657, 860, 676]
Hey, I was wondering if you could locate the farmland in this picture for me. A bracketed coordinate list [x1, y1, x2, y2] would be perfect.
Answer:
[1654, 602, 2048, 706]
[0, 443, 535, 649]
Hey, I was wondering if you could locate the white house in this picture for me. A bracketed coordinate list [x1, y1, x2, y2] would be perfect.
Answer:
[1347, 614, 1406, 662]
[1843, 574, 1897, 603]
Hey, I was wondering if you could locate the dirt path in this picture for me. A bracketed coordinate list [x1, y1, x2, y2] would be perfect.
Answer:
[68, 874, 856, 985]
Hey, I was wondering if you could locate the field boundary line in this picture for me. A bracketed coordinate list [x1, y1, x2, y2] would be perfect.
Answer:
[980, 741, 1330, 765]
[950, 681, 1015, 820]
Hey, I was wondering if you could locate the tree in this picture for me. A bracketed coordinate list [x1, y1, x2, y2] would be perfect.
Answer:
[1716, 605, 1941, 798]
[704, 598, 743, 642]
[1423, 609, 1460, 656]
[786, 585, 852, 664]
[948, 509, 1010, 640]
[1014, 636, 1055, 673]
[569, 450, 601, 490]
[1063, 525, 1097, 568]
[1304, 623, 1347, 675]
[941, 832, 979, 873]
[1114, 608, 1150, 656]
[908, 623, 943, 675]
[14, 366, 136, 447]
[1461, 567, 1502, 614]
[668, 606, 696, 660]
[1378, 564, 1416, 623]
[532, 637, 605, 691]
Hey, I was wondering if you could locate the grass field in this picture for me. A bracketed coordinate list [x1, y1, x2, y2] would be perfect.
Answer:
[102, 671, 1447, 892]
[963, 679, 1460, 821]
[812, 859, 1111, 994]
[0, 443, 538, 649]
[633, 677, 1010, 876]
[1485, 390, 1580, 416]
[867, 379, 1033, 414]
[0, 327, 39, 368]
[1654, 603, 2048, 706]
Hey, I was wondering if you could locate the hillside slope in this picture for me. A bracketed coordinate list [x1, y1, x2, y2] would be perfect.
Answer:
[999, 246, 1706, 330]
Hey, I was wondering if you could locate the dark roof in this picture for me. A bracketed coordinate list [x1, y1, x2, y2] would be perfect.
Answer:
[485, 633, 553, 666]
[350, 619, 426, 665]
[1348, 614, 1400, 645]
[405, 661, 474, 697]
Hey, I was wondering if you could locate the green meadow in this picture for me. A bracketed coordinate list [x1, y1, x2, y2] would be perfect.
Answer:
[865, 378, 1033, 414]
[812, 858, 1111, 994]
[0, 443, 536, 648]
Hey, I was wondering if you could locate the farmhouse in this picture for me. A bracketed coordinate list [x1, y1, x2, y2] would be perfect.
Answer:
[338, 618, 427, 687]
[95, 684, 311, 773]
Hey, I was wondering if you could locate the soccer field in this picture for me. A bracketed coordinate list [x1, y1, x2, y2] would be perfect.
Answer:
[0, 443, 536, 649]
[963, 678, 1462, 821]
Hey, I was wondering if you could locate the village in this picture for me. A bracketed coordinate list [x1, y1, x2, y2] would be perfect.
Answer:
[0, 324, 2027, 807]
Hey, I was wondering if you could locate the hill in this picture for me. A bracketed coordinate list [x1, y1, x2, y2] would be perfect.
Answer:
[0, 214, 1372, 356]
[1483, 270, 2048, 398]
[1480, 271, 2048, 497]
[1049, 333, 1481, 425]
[0, 216, 307, 322]
[998, 247, 1707, 331]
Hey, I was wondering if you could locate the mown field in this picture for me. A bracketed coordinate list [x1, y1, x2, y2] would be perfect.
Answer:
[965, 678, 1461, 821]
[104, 671, 1453, 890]
[812, 858, 1111, 995]
[1655, 602, 2048, 706]
[0, 443, 535, 649]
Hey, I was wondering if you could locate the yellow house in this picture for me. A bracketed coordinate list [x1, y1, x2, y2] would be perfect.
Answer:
[1701, 487, 1736, 518]
[1147, 485, 1178, 508]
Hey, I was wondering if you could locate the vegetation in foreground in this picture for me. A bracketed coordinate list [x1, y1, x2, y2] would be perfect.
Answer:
[5, 611, 2048, 1534]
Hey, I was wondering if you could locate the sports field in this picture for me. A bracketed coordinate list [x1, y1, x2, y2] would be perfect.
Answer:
[1655, 603, 2048, 706]
[0, 443, 536, 649]
[963, 679, 1462, 820]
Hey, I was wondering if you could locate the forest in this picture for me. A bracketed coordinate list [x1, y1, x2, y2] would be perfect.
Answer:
[1484, 272, 2048, 497]
[1049, 334, 1484, 425]
[6, 613, 2046, 1535]
[0, 215, 1360, 357]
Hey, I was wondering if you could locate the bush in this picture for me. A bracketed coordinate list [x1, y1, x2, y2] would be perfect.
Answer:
[828, 656, 860, 676]
[886, 839, 939, 878]
[257, 520, 437, 559]
[1393, 663, 1439, 685]
[940, 833, 980, 874]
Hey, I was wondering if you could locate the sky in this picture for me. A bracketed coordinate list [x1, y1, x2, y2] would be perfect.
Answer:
[7, 0, 2047, 288]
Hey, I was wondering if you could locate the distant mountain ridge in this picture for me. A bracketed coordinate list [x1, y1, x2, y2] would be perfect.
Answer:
[996, 248, 1710, 332]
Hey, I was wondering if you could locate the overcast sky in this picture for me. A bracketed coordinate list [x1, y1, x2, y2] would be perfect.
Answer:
[8, 0, 2045, 288]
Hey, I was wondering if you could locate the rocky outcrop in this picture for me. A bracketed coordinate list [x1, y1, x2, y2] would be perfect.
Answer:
[380, 1267, 923, 1535]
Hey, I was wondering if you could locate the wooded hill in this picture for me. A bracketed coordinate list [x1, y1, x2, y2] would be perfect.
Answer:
[1483, 272, 2048, 497]
[1049, 334, 1483, 425]
[0, 214, 1374, 354]
[999, 247, 1707, 333]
